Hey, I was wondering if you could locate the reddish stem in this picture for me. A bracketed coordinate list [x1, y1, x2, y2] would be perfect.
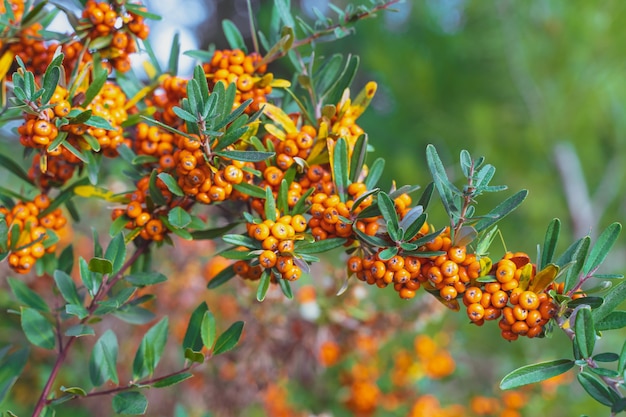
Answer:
[31, 243, 148, 417]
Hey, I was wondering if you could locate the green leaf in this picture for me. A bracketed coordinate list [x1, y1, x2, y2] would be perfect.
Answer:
[112, 391, 148, 415]
[278, 277, 293, 299]
[41, 65, 61, 105]
[182, 302, 208, 352]
[377, 191, 398, 229]
[65, 304, 88, 320]
[567, 296, 603, 309]
[214, 150, 274, 162]
[80, 256, 100, 296]
[167, 32, 180, 75]
[540, 218, 561, 270]
[500, 359, 574, 390]
[426, 144, 458, 220]
[574, 307, 595, 358]
[577, 372, 616, 407]
[113, 306, 156, 325]
[596, 311, 626, 331]
[201, 310, 217, 350]
[348, 134, 368, 183]
[64, 324, 95, 338]
[184, 347, 204, 364]
[325, 55, 359, 106]
[332, 137, 349, 202]
[89, 330, 119, 386]
[593, 353, 619, 363]
[222, 234, 260, 249]
[564, 236, 590, 293]
[222, 19, 246, 52]
[81, 69, 107, 107]
[592, 279, 626, 323]
[213, 321, 244, 355]
[149, 169, 167, 206]
[60, 386, 87, 396]
[89, 257, 113, 275]
[57, 244, 74, 275]
[583, 222, 622, 276]
[619, 339, 626, 374]
[233, 183, 267, 199]
[104, 233, 126, 275]
[157, 172, 184, 197]
[206, 264, 236, 289]
[53, 270, 81, 306]
[364, 158, 385, 190]
[21, 307, 55, 350]
[152, 373, 193, 388]
[264, 186, 277, 221]
[168, 207, 192, 229]
[295, 237, 347, 254]
[474, 189, 528, 233]
[133, 317, 169, 379]
[255, 269, 271, 302]
[191, 223, 239, 240]
[0, 153, 31, 184]
[109, 214, 129, 238]
[125, 272, 167, 287]
[8, 278, 49, 312]
[0, 347, 29, 404]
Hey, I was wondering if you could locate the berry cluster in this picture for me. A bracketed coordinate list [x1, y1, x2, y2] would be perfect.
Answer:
[203, 49, 271, 113]
[1, 194, 66, 274]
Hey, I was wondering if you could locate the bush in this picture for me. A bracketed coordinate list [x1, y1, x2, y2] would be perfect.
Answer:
[0, 1, 624, 416]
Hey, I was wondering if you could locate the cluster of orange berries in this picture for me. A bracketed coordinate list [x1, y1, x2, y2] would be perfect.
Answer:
[203, 49, 271, 113]
[111, 176, 178, 242]
[149, 76, 188, 128]
[235, 214, 307, 282]
[81, 0, 149, 72]
[1, 195, 66, 274]
[462, 253, 558, 341]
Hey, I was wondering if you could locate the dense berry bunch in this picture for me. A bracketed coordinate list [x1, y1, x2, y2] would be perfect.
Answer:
[1, 194, 66, 274]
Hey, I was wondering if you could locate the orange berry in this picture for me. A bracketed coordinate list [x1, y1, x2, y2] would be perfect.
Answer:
[518, 291, 540, 310]
[259, 250, 277, 268]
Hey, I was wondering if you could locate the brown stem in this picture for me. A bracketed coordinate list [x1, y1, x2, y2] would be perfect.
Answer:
[262, 0, 403, 66]
[31, 243, 149, 417]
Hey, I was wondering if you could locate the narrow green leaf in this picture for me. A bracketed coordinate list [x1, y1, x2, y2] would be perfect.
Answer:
[593, 353, 619, 363]
[133, 317, 169, 379]
[213, 321, 244, 355]
[0, 347, 29, 404]
[278, 277, 293, 299]
[152, 373, 193, 388]
[80, 256, 100, 296]
[222, 19, 246, 52]
[0, 153, 31, 184]
[20, 307, 55, 349]
[112, 391, 148, 415]
[214, 150, 274, 162]
[206, 264, 236, 289]
[564, 236, 590, 293]
[574, 307, 595, 358]
[125, 272, 167, 287]
[426, 144, 458, 220]
[577, 372, 616, 406]
[500, 359, 574, 390]
[104, 233, 126, 275]
[149, 169, 167, 206]
[474, 189, 528, 233]
[541, 218, 561, 270]
[157, 172, 184, 197]
[64, 324, 95, 338]
[592, 279, 626, 323]
[325, 55, 359, 106]
[256, 269, 271, 302]
[191, 223, 239, 240]
[41, 65, 61, 105]
[89, 330, 119, 386]
[53, 270, 81, 306]
[81, 70, 107, 107]
[618, 339, 626, 374]
[583, 222, 622, 275]
[167, 32, 180, 75]
[233, 182, 267, 199]
[332, 137, 349, 202]
[364, 157, 385, 190]
[264, 186, 277, 221]
[377, 191, 398, 229]
[8, 278, 49, 312]
[201, 310, 216, 350]
[596, 311, 626, 331]
[182, 302, 208, 351]
[295, 237, 347, 254]
[113, 306, 156, 325]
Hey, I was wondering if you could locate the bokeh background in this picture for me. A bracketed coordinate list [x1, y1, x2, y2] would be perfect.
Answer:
[2, 0, 626, 416]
